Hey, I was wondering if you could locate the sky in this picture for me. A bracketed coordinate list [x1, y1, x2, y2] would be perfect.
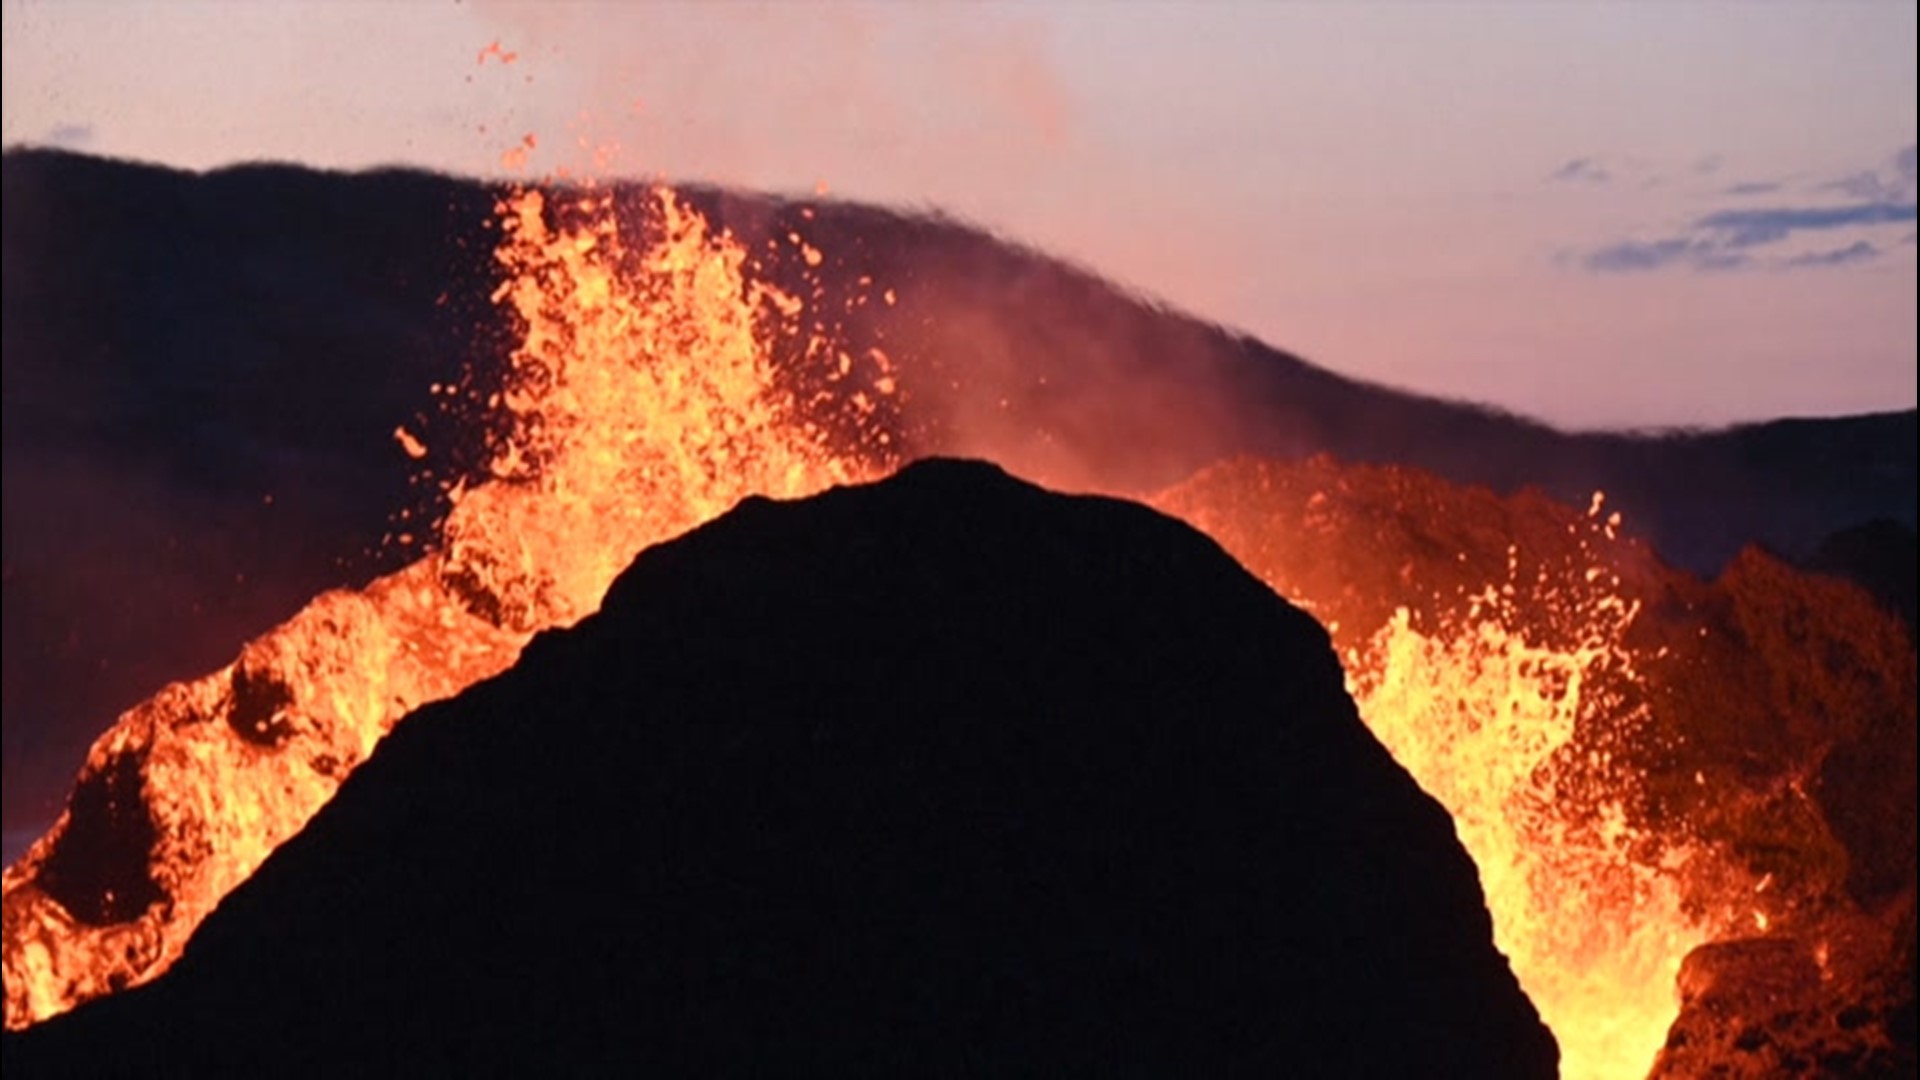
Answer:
[2, 0, 1915, 430]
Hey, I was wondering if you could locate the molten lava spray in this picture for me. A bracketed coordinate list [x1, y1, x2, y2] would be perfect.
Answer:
[2, 184, 885, 1029]
[437, 185, 878, 631]
[1156, 467, 1738, 1080]
[1345, 580, 1711, 1079]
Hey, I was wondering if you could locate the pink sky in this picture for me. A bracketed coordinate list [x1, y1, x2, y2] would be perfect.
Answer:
[4, 0, 1914, 429]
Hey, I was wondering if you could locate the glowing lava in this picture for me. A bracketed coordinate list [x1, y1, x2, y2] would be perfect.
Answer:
[2, 184, 883, 1029]
[438, 185, 877, 632]
[1154, 462, 1742, 1080]
[1344, 584, 1713, 1080]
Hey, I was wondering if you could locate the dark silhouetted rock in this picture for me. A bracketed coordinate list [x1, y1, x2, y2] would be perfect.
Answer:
[2, 460, 1555, 1077]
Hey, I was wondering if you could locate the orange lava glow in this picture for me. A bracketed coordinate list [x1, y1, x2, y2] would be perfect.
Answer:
[1338, 559, 1712, 1080]
[1156, 469, 1743, 1080]
[2, 184, 882, 1029]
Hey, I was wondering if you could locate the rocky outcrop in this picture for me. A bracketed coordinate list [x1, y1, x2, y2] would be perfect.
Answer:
[2, 460, 1556, 1077]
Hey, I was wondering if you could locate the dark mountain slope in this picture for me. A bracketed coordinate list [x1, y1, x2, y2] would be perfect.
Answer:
[0, 460, 1556, 1077]
[1806, 519, 1918, 632]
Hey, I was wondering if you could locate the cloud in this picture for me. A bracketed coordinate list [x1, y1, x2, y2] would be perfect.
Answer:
[1578, 238, 1733, 273]
[1817, 170, 1905, 202]
[1579, 238, 1693, 272]
[1783, 241, 1880, 268]
[1814, 145, 1917, 202]
[40, 123, 94, 149]
[1693, 249, 1755, 272]
[1573, 200, 1914, 274]
[1547, 157, 1611, 184]
[1559, 146, 1920, 274]
[1694, 202, 1917, 248]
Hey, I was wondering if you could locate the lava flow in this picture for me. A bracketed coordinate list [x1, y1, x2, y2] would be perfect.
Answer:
[1, 182, 890, 1030]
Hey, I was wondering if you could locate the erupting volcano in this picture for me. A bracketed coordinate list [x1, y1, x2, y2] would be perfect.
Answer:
[3, 154, 1915, 1079]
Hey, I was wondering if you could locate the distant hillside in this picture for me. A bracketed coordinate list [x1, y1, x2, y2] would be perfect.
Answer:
[3, 148, 1913, 833]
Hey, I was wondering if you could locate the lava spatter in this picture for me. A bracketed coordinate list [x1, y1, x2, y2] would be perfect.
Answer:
[2, 184, 888, 1029]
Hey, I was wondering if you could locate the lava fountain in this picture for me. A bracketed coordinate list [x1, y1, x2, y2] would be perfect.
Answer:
[1, 182, 890, 1030]
[1336, 550, 1721, 1079]
[1155, 465, 1740, 1080]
